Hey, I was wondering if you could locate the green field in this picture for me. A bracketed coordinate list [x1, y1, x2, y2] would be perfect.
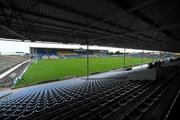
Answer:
[15, 57, 154, 88]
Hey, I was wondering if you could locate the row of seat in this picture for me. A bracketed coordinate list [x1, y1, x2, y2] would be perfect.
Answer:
[1, 70, 179, 120]
[120, 69, 180, 120]
[0, 77, 149, 120]
[122, 78, 171, 120]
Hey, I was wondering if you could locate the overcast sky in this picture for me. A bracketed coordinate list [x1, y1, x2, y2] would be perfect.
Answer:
[0, 38, 157, 54]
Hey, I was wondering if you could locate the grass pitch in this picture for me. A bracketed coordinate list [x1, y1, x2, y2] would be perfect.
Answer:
[15, 57, 154, 88]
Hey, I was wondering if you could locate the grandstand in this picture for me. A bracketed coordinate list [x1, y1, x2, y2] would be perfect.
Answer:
[0, 0, 180, 120]
[0, 55, 27, 74]
[30, 46, 108, 59]
[0, 55, 30, 88]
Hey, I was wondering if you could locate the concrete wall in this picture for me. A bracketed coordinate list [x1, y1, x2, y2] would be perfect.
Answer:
[125, 68, 156, 80]
[162, 61, 180, 67]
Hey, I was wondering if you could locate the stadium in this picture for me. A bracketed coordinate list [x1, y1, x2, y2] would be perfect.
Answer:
[0, 0, 180, 120]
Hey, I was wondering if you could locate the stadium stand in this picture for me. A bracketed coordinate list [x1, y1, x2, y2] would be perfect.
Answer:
[0, 55, 30, 88]
[0, 55, 27, 74]
[0, 0, 180, 119]
[0, 61, 30, 87]
[0, 65, 179, 120]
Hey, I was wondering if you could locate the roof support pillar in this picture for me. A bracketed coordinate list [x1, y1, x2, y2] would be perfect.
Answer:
[141, 50, 144, 68]
[86, 42, 89, 80]
[123, 48, 126, 71]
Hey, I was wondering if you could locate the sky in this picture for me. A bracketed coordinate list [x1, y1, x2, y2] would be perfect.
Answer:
[0, 38, 158, 54]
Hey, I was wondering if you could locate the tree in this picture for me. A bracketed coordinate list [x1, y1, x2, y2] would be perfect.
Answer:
[107, 51, 114, 55]
[115, 51, 122, 55]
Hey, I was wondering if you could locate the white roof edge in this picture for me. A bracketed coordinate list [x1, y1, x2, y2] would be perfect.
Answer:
[29, 45, 107, 51]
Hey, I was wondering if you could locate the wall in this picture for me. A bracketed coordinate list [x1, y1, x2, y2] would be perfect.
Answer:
[125, 68, 156, 80]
